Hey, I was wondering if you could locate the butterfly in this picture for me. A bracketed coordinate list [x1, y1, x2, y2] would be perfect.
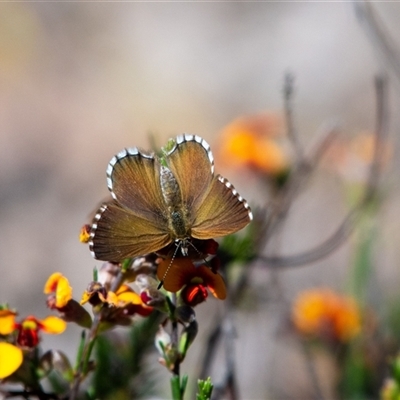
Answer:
[89, 134, 252, 262]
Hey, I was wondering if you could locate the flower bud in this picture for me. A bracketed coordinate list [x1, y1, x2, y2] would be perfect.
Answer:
[155, 325, 171, 356]
[179, 319, 198, 360]
[135, 274, 159, 291]
[38, 350, 73, 382]
[97, 262, 121, 290]
[155, 325, 180, 370]
[175, 305, 196, 327]
[140, 289, 167, 310]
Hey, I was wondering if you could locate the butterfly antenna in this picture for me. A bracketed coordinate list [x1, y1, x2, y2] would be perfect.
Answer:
[157, 242, 181, 290]
[187, 241, 212, 268]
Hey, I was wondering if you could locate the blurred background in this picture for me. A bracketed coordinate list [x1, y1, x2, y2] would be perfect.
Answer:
[2, 2, 400, 398]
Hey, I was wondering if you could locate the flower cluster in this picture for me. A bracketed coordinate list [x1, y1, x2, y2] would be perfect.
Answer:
[0, 266, 155, 386]
[1, 133, 254, 399]
[0, 307, 66, 380]
[0, 237, 230, 396]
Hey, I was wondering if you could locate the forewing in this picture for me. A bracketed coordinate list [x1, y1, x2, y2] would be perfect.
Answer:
[107, 148, 166, 222]
[89, 201, 171, 262]
[166, 135, 214, 215]
[191, 175, 252, 239]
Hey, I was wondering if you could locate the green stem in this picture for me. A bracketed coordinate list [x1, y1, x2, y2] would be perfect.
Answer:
[70, 315, 101, 400]
[169, 293, 186, 400]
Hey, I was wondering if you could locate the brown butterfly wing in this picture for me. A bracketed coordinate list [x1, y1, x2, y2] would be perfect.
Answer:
[166, 135, 214, 215]
[191, 175, 252, 239]
[89, 201, 171, 262]
[107, 148, 167, 223]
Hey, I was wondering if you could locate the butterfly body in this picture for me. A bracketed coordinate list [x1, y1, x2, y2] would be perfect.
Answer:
[159, 165, 189, 240]
[89, 134, 252, 262]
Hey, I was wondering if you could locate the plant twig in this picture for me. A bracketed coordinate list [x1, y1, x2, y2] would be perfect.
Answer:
[355, 1, 400, 83]
[198, 324, 222, 380]
[260, 122, 340, 252]
[222, 315, 239, 400]
[284, 72, 305, 161]
[204, 314, 238, 400]
[301, 340, 325, 400]
[259, 75, 389, 268]
[199, 75, 388, 399]
[199, 74, 388, 399]
[1, 389, 65, 400]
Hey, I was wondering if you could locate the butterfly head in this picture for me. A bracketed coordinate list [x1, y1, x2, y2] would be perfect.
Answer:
[156, 238, 218, 290]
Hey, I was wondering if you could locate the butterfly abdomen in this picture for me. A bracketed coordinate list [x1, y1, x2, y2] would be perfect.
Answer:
[160, 165, 190, 239]
[160, 166, 180, 205]
[171, 210, 189, 238]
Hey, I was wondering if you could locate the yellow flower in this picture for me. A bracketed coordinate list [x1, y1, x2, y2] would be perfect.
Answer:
[14, 316, 66, 348]
[34, 316, 67, 334]
[80, 282, 108, 306]
[79, 224, 91, 244]
[292, 288, 361, 342]
[0, 342, 23, 379]
[0, 308, 66, 378]
[80, 282, 152, 317]
[44, 272, 73, 308]
[109, 285, 144, 307]
[0, 310, 17, 335]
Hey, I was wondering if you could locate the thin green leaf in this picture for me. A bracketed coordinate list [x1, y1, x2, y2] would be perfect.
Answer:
[170, 375, 182, 400]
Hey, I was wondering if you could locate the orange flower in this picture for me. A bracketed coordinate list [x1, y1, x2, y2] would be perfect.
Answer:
[217, 112, 289, 175]
[44, 272, 73, 308]
[157, 257, 226, 301]
[0, 342, 23, 379]
[350, 132, 392, 166]
[292, 288, 361, 342]
[324, 132, 392, 183]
